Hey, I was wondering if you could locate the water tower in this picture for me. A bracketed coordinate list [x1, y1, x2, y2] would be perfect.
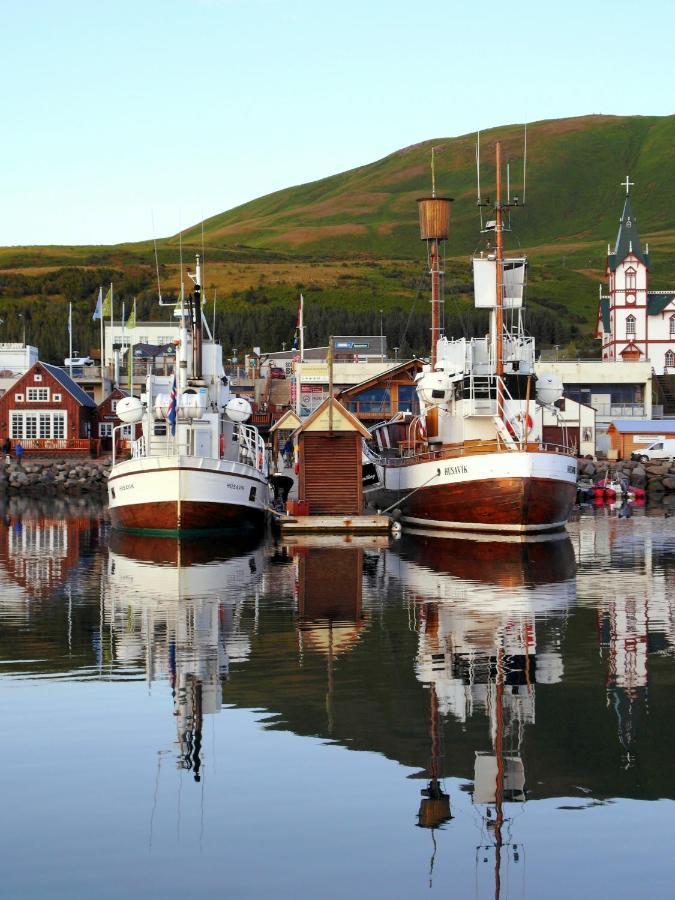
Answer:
[417, 191, 453, 368]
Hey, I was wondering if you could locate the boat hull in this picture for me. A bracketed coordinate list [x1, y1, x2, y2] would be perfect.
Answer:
[108, 456, 268, 535]
[371, 450, 577, 533]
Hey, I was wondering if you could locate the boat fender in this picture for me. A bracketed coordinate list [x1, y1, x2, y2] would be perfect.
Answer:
[219, 433, 225, 458]
[391, 520, 402, 534]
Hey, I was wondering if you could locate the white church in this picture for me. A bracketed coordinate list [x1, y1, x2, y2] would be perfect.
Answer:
[597, 178, 675, 375]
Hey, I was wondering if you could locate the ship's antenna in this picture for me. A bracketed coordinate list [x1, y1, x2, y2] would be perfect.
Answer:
[179, 217, 184, 300]
[152, 212, 162, 303]
[522, 123, 527, 206]
[476, 131, 484, 229]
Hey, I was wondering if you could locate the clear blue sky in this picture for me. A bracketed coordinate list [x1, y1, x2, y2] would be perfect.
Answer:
[1, 0, 672, 246]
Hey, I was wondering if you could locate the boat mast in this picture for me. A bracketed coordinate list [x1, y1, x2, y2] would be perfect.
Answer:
[193, 255, 203, 380]
[495, 141, 504, 422]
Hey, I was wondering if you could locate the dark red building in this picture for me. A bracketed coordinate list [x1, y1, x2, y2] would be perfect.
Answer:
[0, 362, 97, 454]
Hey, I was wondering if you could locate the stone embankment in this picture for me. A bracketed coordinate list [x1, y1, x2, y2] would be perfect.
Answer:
[577, 457, 675, 500]
[0, 459, 112, 494]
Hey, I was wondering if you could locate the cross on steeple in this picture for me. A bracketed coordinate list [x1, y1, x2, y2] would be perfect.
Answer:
[621, 175, 634, 195]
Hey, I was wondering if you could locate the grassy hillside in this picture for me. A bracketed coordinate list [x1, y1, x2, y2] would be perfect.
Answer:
[0, 114, 673, 362]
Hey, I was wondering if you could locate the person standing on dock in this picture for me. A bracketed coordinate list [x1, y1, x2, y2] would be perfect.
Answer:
[15, 441, 24, 466]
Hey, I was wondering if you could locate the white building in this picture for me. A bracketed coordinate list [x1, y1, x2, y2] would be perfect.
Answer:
[596, 178, 675, 375]
[103, 320, 178, 369]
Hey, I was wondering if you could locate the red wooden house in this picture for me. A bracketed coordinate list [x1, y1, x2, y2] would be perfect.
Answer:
[0, 362, 97, 454]
[97, 388, 139, 453]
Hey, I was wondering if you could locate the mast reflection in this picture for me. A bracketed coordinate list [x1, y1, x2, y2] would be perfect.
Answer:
[106, 532, 263, 780]
[390, 530, 577, 896]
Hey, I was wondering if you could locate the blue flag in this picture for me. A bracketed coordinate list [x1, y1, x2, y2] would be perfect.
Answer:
[92, 287, 103, 321]
[167, 376, 177, 436]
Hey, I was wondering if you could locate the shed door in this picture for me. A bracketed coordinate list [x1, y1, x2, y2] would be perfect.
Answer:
[543, 426, 578, 455]
[302, 433, 361, 515]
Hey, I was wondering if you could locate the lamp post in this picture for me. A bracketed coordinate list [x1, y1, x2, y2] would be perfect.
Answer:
[394, 346, 399, 362]
[18, 313, 26, 346]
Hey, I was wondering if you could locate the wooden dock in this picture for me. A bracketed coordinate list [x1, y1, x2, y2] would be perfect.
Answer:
[279, 514, 391, 534]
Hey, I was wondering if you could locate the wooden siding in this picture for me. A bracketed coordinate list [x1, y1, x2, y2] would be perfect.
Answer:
[0, 362, 95, 446]
[300, 433, 362, 515]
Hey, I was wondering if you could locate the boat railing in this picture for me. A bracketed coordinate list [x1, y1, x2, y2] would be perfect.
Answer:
[235, 422, 268, 475]
[364, 437, 575, 467]
[131, 435, 147, 459]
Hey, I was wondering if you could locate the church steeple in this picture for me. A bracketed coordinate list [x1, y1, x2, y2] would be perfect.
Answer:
[610, 176, 649, 270]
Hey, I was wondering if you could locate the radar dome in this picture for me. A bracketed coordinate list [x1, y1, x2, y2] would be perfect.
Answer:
[226, 397, 252, 423]
[116, 396, 144, 424]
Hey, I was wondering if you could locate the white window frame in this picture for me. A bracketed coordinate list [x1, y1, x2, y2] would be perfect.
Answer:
[26, 387, 50, 402]
[670, 315, 675, 336]
[53, 393, 62, 402]
[111, 399, 118, 413]
[34, 374, 43, 382]
[625, 267, 637, 292]
[99, 422, 113, 438]
[626, 315, 636, 336]
[14, 393, 24, 402]
[9, 410, 67, 440]
[666, 350, 675, 369]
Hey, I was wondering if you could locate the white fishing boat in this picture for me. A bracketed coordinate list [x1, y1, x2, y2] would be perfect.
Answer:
[108, 256, 268, 534]
[365, 140, 577, 533]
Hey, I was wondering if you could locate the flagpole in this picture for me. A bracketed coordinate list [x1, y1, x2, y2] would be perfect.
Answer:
[300, 293, 304, 363]
[68, 302, 73, 378]
[99, 287, 104, 385]
[129, 297, 136, 396]
[110, 281, 113, 383]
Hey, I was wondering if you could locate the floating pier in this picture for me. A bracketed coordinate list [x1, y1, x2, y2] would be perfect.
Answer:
[279, 514, 391, 534]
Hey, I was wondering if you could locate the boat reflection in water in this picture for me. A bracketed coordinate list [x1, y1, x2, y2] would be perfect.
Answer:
[388, 529, 577, 894]
[106, 531, 264, 780]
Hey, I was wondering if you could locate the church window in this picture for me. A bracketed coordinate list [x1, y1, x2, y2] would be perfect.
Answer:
[625, 315, 636, 336]
[666, 350, 675, 369]
[625, 267, 636, 292]
[670, 315, 675, 336]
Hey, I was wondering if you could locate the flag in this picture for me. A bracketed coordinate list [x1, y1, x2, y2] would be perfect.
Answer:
[101, 286, 112, 318]
[92, 287, 103, 321]
[126, 301, 136, 330]
[167, 376, 177, 436]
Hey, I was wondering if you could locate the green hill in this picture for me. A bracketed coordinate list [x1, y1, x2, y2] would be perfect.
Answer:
[0, 114, 674, 362]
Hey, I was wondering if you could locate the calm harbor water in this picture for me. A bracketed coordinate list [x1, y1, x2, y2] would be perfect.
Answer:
[1, 497, 674, 899]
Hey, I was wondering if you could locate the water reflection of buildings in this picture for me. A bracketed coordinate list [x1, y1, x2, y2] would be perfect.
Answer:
[575, 518, 675, 767]
[0, 497, 102, 608]
[106, 533, 264, 780]
[387, 531, 577, 893]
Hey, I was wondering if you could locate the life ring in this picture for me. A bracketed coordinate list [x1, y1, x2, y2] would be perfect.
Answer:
[506, 413, 534, 439]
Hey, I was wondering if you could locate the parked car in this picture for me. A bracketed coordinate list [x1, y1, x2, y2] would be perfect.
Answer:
[630, 439, 675, 463]
[64, 356, 95, 367]
[270, 366, 286, 379]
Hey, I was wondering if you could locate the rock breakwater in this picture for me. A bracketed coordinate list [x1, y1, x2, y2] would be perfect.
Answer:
[0, 459, 111, 493]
